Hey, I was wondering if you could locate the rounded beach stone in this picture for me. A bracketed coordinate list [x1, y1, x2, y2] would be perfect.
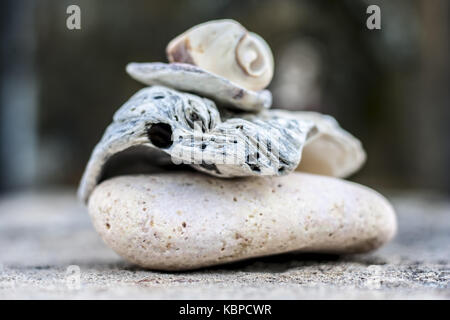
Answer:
[88, 173, 396, 270]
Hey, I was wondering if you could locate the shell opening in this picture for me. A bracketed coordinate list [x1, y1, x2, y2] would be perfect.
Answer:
[236, 34, 267, 77]
[147, 123, 173, 149]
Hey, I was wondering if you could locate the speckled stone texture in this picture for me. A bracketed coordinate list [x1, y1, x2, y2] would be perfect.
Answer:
[88, 173, 395, 270]
[0, 190, 448, 299]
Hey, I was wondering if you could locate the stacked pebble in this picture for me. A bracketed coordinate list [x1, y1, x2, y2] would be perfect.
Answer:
[79, 20, 396, 270]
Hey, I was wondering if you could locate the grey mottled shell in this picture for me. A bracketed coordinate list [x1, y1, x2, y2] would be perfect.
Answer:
[126, 62, 272, 111]
[78, 86, 312, 203]
[259, 110, 366, 178]
[78, 86, 366, 203]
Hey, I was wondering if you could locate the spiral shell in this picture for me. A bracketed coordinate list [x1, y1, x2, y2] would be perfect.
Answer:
[166, 19, 274, 91]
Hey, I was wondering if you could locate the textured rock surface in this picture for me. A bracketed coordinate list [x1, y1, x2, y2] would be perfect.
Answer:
[88, 173, 396, 270]
[0, 190, 448, 299]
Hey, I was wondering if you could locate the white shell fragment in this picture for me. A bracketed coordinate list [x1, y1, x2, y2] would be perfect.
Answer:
[89, 172, 397, 270]
[166, 19, 274, 92]
[126, 62, 272, 111]
[259, 110, 366, 178]
[78, 86, 314, 203]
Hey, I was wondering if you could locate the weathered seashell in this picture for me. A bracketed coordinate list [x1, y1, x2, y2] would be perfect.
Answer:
[166, 19, 274, 91]
[88, 172, 396, 270]
[126, 62, 272, 111]
[259, 110, 366, 178]
[78, 86, 365, 203]
[78, 85, 314, 203]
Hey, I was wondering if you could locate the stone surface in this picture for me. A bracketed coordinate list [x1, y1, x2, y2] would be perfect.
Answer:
[88, 173, 396, 270]
[0, 190, 448, 299]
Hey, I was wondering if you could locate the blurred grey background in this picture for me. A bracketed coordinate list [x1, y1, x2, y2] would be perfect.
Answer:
[0, 0, 448, 194]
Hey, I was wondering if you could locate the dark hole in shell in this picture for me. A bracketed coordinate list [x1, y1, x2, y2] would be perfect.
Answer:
[147, 123, 173, 149]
